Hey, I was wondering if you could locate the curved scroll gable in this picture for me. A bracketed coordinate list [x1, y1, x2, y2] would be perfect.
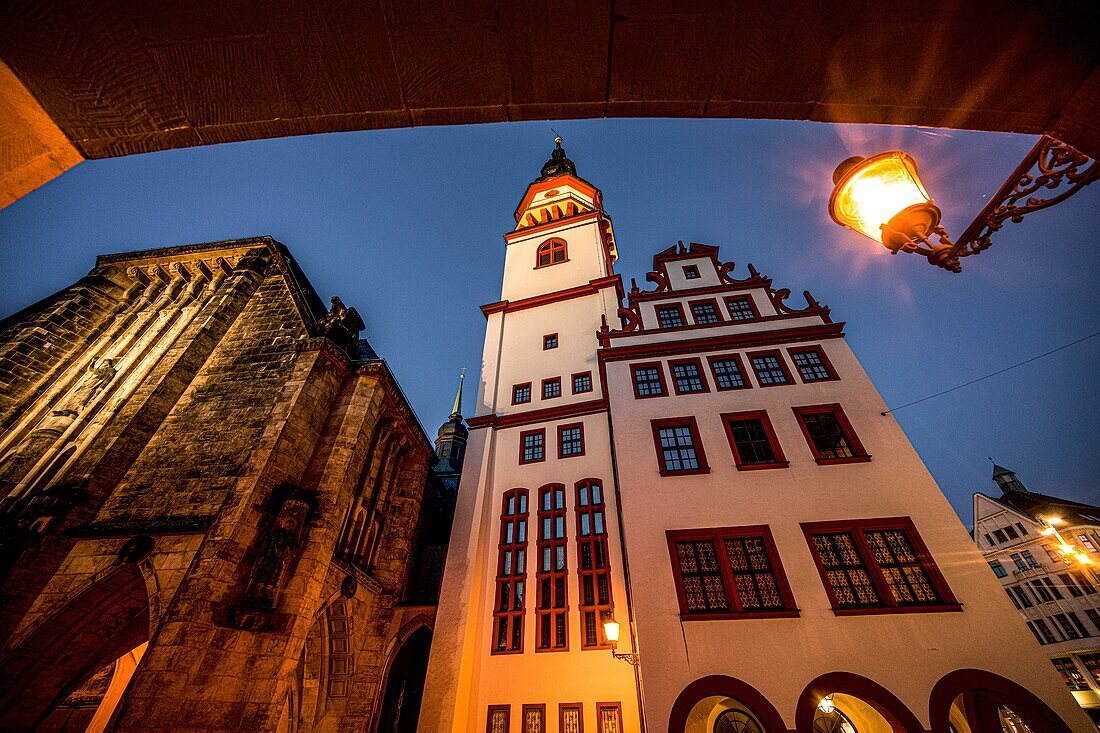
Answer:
[644, 270, 670, 293]
[768, 287, 832, 323]
[616, 307, 642, 333]
[718, 261, 771, 286]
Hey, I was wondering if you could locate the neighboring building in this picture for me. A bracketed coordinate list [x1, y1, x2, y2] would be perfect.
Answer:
[422, 140, 1093, 733]
[0, 236, 454, 732]
[973, 464, 1100, 727]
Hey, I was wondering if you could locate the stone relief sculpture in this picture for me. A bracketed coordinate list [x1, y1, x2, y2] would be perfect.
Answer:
[233, 484, 317, 630]
[57, 358, 117, 415]
[320, 296, 365, 359]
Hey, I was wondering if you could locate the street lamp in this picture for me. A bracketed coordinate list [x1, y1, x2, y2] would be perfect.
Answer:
[829, 135, 1100, 272]
[1039, 516, 1093, 566]
[602, 618, 639, 666]
[818, 695, 836, 714]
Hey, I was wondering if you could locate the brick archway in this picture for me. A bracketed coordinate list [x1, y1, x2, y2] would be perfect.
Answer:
[0, 563, 150, 730]
[928, 668, 1074, 733]
[794, 672, 924, 733]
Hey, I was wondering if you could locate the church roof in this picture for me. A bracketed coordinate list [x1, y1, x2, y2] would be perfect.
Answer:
[992, 463, 1015, 479]
[994, 488, 1100, 526]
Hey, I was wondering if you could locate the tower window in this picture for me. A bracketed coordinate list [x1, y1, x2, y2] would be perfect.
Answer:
[708, 355, 751, 391]
[683, 264, 701, 279]
[724, 296, 759, 321]
[689, 300, 721, 324]
[571, 371, 592, 394]
[789, 347, 837, 382]
[748, 351, 792, 386]
[512, 383, 532, 405]
[631, 363, 667, 398]
[792, 404, 869, 464]
[535, 238, 568, 268]
[576, 479, 615, 648]
[536, 485, 568, 651]
[543, 333, 558, 350]
[652, 417, 709, 476]
[520, 429, 545, 464]
[802, 517, 959, 614]
[670, 358, 709, 394]
[558, 423, 585, 458]
[667, 525, 798, 618]
[656, 304, 686, 328]
[493, 490, 528, 654]
[722, 411, 788, 470]
[542, 377, 562, 399]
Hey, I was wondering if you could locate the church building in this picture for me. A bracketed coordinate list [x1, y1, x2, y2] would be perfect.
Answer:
[421, 141, 1092, 732]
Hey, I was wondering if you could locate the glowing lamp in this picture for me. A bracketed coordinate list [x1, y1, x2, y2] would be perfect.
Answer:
[1046, 517, 1064, 525]
[818, 695, 836, 714]
[1061, 544, 1076, 554]
[1040, 526, 1057, 536]
[1076, 553, 1092, 564]
[603, 619, 621, 644]
[830, 152, 938, 248]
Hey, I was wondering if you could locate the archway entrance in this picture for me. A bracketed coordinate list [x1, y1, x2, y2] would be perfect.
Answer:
[375, 626, 432, 733]
[0, 564, 150, 730]
[929, 669, 1074, 733]
[796, 673, 924, 733]
[669, 676, 788, 733]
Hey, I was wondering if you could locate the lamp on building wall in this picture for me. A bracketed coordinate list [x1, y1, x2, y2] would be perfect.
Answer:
[1039, 516, 1093, 565]
[829, 135, 1100, 272]
[818, 695, 836, 714]
[602, 618, 639, 666]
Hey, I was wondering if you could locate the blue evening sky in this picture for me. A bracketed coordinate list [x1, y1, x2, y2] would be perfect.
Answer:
[0, 119, 1097, 521]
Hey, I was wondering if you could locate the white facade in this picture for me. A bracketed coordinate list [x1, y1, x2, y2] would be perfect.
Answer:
[422, 144, 1093, 733]
[973, 471, 1100, 727]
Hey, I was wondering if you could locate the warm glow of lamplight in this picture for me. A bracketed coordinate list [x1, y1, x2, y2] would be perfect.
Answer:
[1040, 526, 1057, 536]
[1076, 553, 1092, 564]
[818, 695, 836, 714]
[1046, 517, 1064, 525]
[603, 619, 621, 644]
[1060, 544, 1076, 554]
[830, 152, 931, 243]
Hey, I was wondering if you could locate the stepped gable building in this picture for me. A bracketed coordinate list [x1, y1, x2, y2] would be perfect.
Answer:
[421, 141, 1092, 733]
[972, 464, 1100, 726]
[0, 236, 453, 732]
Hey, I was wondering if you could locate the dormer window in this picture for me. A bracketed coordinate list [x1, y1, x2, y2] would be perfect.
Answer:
[536, 238, 568, 268]
[683, 265, 700, 279]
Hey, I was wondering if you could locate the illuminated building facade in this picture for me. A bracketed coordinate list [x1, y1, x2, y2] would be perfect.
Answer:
[422, 142, 1092, 733]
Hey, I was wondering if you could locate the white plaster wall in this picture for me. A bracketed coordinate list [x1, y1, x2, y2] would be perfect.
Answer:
[501, 218, 610, 303]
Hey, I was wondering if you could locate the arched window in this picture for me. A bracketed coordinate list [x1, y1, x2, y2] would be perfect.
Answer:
[536, 239, 568, 268]
[714, 708, 765, 733]
[812, 708, 857, 733]
[493, 488, 529, 653]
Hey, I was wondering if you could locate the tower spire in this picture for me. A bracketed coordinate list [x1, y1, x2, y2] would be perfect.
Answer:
[540, 134, 577, 179]
[450, 368, 466, 420]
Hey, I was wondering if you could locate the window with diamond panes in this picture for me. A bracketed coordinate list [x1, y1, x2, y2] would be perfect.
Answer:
[725, 296, 757, 321]
[653, 419, 707, 474]
[668, 527, 796, 619]
[709, 356, 749, 390]
[576, 479, 614, 648]
[657, 305, 685, 328]
[723, 412, 786, 469]
[690, 301, 721, 324]
[559, 423, 584, 458]
[520, 430, 544, 464]
[749, 352, 790, 385]
[537, 485, 569, 651]
[559, 704, 583, 733]
[488, 706, 510, 733]
[790, 348, 835, 381]
[671, 359, 707, 394]
[804, 518, 958, 613]
[794, 405, 868, 463]
[493, 490, 528, 653]
[632, 364, 666, 397]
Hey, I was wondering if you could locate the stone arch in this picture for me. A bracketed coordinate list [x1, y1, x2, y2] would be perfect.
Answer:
[0, 562, 151, 730]
[795, 672, 924, 733]
[928, 668, 1074, 733]
[668, 675, 788, 733]
[373, 623, 434, 733]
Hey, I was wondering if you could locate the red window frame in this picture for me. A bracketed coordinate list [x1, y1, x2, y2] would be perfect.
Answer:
[792, 404, 870, 464]
[543, 333, 559, 350]
[787, 346, 838, 382]
[519, 429, 546, 464]
[492, 490, 529, 654]
[720, 410, 789, 470]
[669, 357, 710, 395]
[655, 302, 687, 329]
[682, 264, 701, 279]
[536, 484, 569, 652]
[747, 349, 794, 387]
[571, 370, 593, 394]
[688, 298, 723, 325]
[631, 362, 668, 399]
[651, 417, 710, 476]
[487, 705, 510, 733]
[559, 704, 584, 733]
[542, 376, 562, 400]
[512, 382, 532, 405]
[576, 479, 615, 649]
[666, 525, 799, 620]
[535, 238, 568, 269]
[521, 705, 546, 733]
[558, 422, 585, 459]
[724, 295, 759, 321]
[596, 703, 624, 733]
[706, 354, 752, 391]
[801, 516, 961, 616]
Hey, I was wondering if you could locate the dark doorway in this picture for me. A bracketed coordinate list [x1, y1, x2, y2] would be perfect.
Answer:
[376, 626, 432, 733]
